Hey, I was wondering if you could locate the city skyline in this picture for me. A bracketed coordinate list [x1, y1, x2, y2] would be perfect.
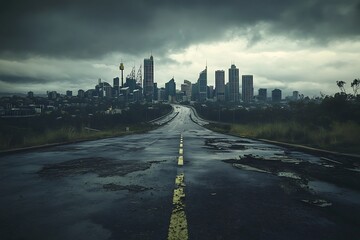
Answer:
[0, 1, 359, 96]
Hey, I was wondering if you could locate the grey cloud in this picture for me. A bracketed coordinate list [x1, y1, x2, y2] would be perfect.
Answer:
[0, 75, 49, 84]
[0, 0, 359, 60]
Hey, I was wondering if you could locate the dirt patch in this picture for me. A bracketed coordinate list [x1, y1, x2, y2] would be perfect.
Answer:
[38, 157, 162, 178]
[222, 153, 360, 191]
[205, 138, 247, 150]
[103, 183, 151, 192]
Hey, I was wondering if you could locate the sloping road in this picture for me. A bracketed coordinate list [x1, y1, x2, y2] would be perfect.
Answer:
[0, 105, 359, 240]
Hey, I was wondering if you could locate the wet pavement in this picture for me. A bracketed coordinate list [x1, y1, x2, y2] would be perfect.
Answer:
[0, 105, 359, 240]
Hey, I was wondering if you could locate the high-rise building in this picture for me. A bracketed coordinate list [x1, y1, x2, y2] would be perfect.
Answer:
[293, 91, 299, 101]
[191, 83, 199, 101]
[66, 90, 72, 97]
[198, 67, 207, 102]
[215, 70, 225, 101]
[242, 75, 254, 103]
[228, 64, 239, 102]
[165, 78, 176, 102]
[78, 89, 85, 98]
[143, 55, 154, 101]
[272, 89, 282, 102]
[113, 77, 120, 97]
[27, 91, 34, 98]
[207, 86, 214, 99]
[181, 80, 192, 101]
[258, 88, 267, 101]
[153, 83, 158, 101]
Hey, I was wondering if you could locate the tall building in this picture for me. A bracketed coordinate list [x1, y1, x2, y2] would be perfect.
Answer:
[258, 88, 267, 101]
[181, 80, 192, 101]
[207, 86, 214, 99]
[242, 75, 254, 103]
[215, 70, 225, 101]
[198, 67, 207, 102]
[165, 78, 176, 102]
[293, 91, 299, 101]
[66, 90, 72, 97]
[272, 89, 282, 102]
[228, 64, 240, 102]
[113, 77, 120, 97]
[78, 89, 85, 98]
[143, 55, 154, 101]
[191, 82, 199, 101]
[153, 83, 158, 101]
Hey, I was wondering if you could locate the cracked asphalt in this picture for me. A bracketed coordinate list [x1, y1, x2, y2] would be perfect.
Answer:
[0, 105, 359, 240]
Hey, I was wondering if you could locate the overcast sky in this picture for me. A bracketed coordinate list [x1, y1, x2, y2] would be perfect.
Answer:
[1, 0, 359, 97]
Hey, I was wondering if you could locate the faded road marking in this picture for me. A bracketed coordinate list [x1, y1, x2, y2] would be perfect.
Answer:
[168, 173, 188, 240]
[179, 148, 183, 155]
[178, 156, 184, 166]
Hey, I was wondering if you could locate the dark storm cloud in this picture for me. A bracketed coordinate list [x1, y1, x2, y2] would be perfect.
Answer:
[0, 0, 359, 59]
[0, 75, 48, 84]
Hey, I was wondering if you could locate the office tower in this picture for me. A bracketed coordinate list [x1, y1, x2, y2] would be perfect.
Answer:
[165, 78, 176, 102]
[143, 55, 154, 101]
[258, 88, 267, 101]
[207, 86, 214, 99]
[159, 87, 166, 101]
[228, 64, 239, 102]
[181, 80, 192, 101]
[27, 91, 34, 98]
[153, 82, 158, 101]
[293, 91, 299, 100]
[272, 89, 282, 102]
[191, 82, 199, 101]
[198, 67, 207, 102]
[113, 77, 120, 97]
[242, 75, 254, 103]
[215, 70, 225, 101]
[66, 90, 72, 97]
[78, 89, 85, 98]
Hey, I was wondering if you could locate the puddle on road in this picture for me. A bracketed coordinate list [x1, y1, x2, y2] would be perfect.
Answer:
[204, 138, 249, 151]
[233, 163, 270, 173]
[301, 199, 332, 207]
[103, 183, 151, 192]
[277, 172, 301, 179]
[38, 157, 163, 179]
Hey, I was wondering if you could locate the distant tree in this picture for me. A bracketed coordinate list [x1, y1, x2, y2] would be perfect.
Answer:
[336, 81, 346, 93]
[351, 78, 359, 96]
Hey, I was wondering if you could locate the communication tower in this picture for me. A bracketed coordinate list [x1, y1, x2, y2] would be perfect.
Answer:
[119, 62, 124, 87]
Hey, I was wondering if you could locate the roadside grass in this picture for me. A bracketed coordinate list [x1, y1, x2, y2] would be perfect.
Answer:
[0, 124, 156, 151]
[207, 121, 360, 155]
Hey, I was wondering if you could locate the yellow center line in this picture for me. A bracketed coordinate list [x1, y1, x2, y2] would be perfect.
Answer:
[180, 143, 183, 148]
[178, 156, 184, 166]
[168, 173, 188, 240]
[179, 148, 183, 155]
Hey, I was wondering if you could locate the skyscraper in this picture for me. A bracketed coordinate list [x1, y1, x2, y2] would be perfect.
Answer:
[198, 67, 207, 102]
[242, 75, 254, 103]
[272, 89, 282, 102]
[215, 70, 225, 101]
[165, 78, 176, 102]
[258, 88, 267, 101]
[143, 55, 154, 101]
[228, 64, 239, 102]
[181, 80, 192, 101]
[113, 77, 120, 97]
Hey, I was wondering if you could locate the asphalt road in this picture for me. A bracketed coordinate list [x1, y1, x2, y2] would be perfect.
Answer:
[1, 105, 359, 240]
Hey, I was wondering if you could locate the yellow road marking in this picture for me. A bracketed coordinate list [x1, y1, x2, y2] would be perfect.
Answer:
[168, 173, 188, 240]
[178, 156, 184, 166]
[180, 143, 183, 148]
[179, 148, 183, 155]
